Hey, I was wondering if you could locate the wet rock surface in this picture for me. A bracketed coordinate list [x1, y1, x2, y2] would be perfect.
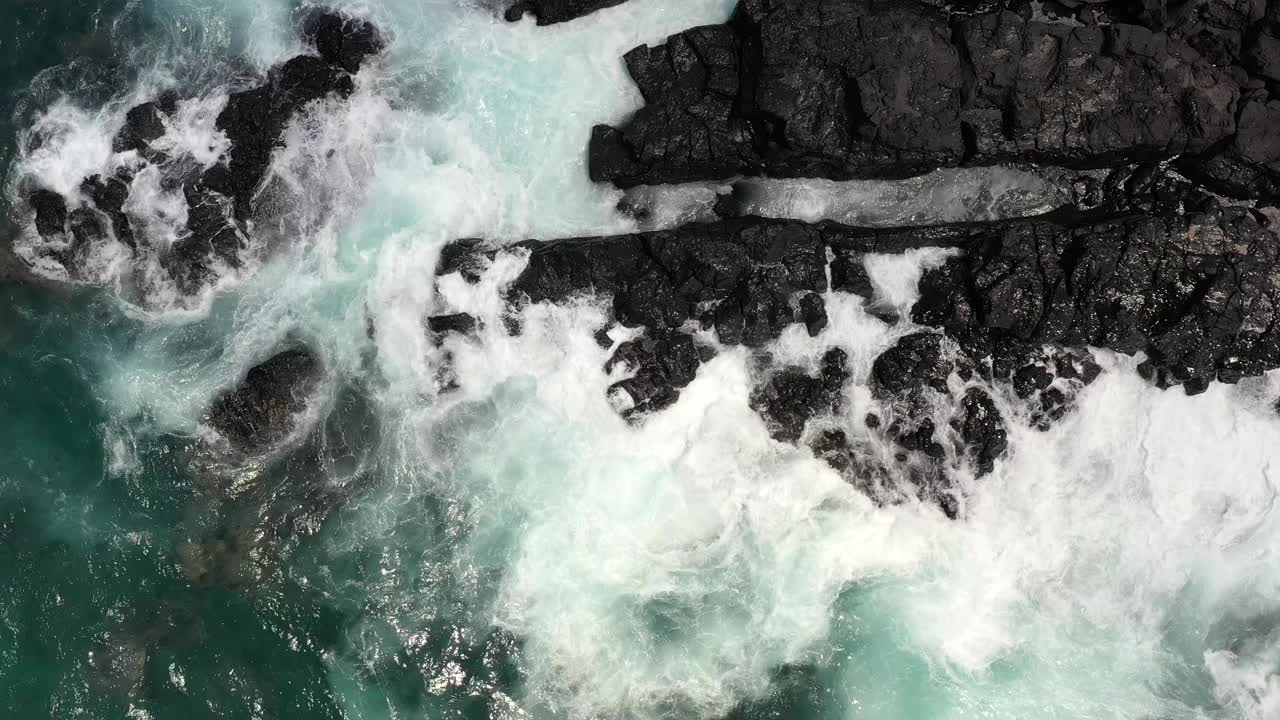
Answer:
[18, 11, 383, 297]
[436, 161, 1280, 515]
[507, 219, 830, 347]
[750, 348, 849, 444]
[589, 0, 1276, 202]
[186, 382, 380, 590]
[605, 329, 709, 418]
[206, 348, 323, 452]
[912, 196, 1280, 392]
[503, 0, 630, 24]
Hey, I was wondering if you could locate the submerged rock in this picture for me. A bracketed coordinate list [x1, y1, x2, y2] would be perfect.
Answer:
[206, 348, 323, 452]
[185, 382, 380, 590]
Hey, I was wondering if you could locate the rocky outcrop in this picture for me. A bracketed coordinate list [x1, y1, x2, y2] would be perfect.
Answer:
[441, 190, 1280, 400]
[605, 329, 711, 418]
[436, 173, 1280, 515]
[19, 11, 384, 296]
[206, 348, 323, 452]
[912, 196, 1280, 393]
[750, 348, 849, 443]
[588, 0, 1269, 200]
[504, 0, 629, 24]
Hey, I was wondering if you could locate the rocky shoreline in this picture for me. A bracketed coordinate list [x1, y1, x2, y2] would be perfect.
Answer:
[12, 1, 1280, 519]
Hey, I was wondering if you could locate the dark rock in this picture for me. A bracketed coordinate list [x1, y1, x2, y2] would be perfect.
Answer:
[164, 181, 244, 294]
[18, 14, 385, 299]
[437, 239, 491, 283]
[959, 11, 1236, 167]
[749, 348, 849, 443]
[504, 0, 629, 25]
[64, 207, 105, 275]
[29, 189, 67, 239]
[953, 388, 1007, 476]
[1246, 31, 1280, 82]
[605, 329, 704, 418]
[871, 333, 952, 399]
[304, 11, 385, 74]
[590, 0, 1240, 190]
[81, 173, 135, 249]
[428, 313, 478, 336]
[508, 218, 828, 347]
[112, 99, 172, 158]
[215, 55, 355, 220]
[593, 326, 615, 348]
[1012, 363, 1054, 399]
[207, 348, 323, 451]
[830, 250, 874, 298]
[422, 223, 978, 352]
[912, 198, 1280, 392]
[1178, 96, 1280, 203]
[797, 291, 827, 336]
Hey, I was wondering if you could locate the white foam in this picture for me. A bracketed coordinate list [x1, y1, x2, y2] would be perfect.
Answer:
[17, 100, 116, 198]
[36, 0, 1280, 718]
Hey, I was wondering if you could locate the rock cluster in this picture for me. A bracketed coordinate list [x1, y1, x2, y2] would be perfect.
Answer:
[23, 11, 384, 294]
[436, 173, 1280, 514]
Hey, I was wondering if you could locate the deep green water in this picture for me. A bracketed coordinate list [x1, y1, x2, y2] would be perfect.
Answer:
[3, 1, 1279, 719]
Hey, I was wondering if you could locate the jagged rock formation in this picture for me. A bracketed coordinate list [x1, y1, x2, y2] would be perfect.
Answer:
[750, 348, 850, 443]
[21, 11, 384, 295]
[504, 0, 629, 24]
[435, 173, 1280, 514]
[589, 0, 1277, 203]
[440, 191, 1280, 402]
[913, 195, 1280, 393]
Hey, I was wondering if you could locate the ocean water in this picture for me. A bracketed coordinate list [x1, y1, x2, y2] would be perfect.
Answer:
[2, 1, 1279, 719]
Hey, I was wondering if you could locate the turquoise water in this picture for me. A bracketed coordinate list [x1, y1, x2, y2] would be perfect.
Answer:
[4, 1, 1280, 718]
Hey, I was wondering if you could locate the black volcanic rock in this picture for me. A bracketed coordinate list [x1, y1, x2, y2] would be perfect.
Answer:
[304, 11, 385, 74]
[17, 11, 385, 299]
[1178, 95, 1280, 202]
[750, 348, 849, 443]
[912, 199, 1280, 392]
[590, 0, 1241, 190]
[213, 54, 355, 220]
[428, 312, 479, 337]
[604, 329, 705, 418]
[81, 173, 136, 249]
[507, 219, 830, 347]
[112, 92, 177, 159]
[953, 388, 1007, 477]
[207, 348, 323, 451]
[29, 189, 67, 239]
[871, 333, 952, 400]
[504, 0, 629, 25]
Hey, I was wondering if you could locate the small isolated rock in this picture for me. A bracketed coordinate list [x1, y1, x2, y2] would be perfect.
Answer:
[207, 348, 322, 451]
